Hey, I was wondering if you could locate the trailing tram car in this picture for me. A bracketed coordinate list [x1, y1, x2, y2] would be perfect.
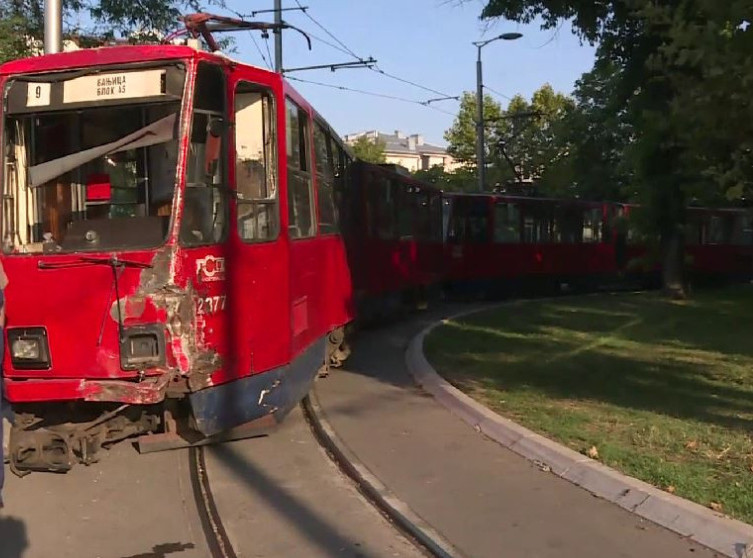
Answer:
[685, 206, 753, 284]
[441, 193, 753, 298]
[343, 161, 444, 321]
[0, 38, 355, 472]
[442, 193, 635, 297]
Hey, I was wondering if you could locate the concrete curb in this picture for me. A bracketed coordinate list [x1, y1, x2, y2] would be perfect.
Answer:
[303, 389, 468, 558]
[406, 307, 753, 558]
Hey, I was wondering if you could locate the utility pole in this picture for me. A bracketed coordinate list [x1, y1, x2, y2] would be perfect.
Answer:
[473, 33, 522, 192]
[274, 0, 283, 73]
[44, 0, 62, 54]
[475, 50, 485, 193]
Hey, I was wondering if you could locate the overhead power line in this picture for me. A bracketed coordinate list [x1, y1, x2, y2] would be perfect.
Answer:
[286, 76, 457, 117]
[293, 0, 362, 60]
[291, 2, 459, 105]
[483, 84, 514, 101]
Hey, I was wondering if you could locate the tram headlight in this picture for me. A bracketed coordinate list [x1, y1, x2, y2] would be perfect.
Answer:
[120, 325, 166, 370]
[12, 339, 40, 360]
[8, 328, 50, 369]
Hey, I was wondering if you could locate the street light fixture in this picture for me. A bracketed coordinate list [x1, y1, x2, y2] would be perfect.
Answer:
[474, 32, 522, 192]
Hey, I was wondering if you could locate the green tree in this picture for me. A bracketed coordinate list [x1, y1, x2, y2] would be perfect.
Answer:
[444, 91, 504, 166]
[493, 84, 574, 189]
[350, 135, 387, 164]
[543, 62, 633, 201]
[481, 0, 751, 296]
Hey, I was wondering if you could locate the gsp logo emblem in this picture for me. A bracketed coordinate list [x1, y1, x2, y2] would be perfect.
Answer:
[196, 255, 226, 283]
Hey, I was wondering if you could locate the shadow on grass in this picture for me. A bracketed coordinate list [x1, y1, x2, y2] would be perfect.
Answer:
[427, 288, 753, 434]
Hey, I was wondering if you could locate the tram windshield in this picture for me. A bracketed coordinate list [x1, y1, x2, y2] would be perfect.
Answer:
[1, 65, 187, 254]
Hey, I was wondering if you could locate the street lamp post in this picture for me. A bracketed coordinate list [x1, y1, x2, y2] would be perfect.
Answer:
[474, 32, 522, 192]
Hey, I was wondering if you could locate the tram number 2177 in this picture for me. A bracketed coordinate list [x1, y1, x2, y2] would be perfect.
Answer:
[197, 295, 227, 315]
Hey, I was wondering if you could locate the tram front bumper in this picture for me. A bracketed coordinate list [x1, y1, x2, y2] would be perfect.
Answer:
[3, 373, 172, 405]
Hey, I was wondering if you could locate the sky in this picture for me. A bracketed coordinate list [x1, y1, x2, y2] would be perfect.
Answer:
[219, 0, 596, 147]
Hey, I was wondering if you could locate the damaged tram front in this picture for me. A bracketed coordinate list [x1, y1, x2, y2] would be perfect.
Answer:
[0, 46, 289, 473]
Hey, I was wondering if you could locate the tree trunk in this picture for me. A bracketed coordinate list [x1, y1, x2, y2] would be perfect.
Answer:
[661, 225, 686, 299]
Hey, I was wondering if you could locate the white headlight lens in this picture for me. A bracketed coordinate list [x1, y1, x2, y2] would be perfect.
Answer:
[12, 338, 41, 360]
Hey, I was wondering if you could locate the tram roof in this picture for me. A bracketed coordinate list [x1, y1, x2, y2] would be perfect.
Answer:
[0, 44, 274, 78]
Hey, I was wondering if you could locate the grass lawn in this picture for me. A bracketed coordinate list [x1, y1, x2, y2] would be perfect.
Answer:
[425, 285, 753, 524]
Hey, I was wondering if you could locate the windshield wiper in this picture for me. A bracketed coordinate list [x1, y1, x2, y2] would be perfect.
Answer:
[39, 256, 153, 345]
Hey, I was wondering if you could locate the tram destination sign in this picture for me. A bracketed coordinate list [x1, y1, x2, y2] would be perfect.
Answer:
[8, 66, 184, 115]
[62, 69, 166, 104]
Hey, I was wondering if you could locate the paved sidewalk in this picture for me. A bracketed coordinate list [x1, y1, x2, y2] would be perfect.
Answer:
[314, 312, 719, 558]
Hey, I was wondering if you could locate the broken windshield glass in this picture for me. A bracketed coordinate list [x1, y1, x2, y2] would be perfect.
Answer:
[2, 92, 185, 254]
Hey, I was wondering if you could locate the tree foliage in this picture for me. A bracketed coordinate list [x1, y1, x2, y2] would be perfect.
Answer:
[443, 91, 504, 165]
[350, 135, 387, 164]
[444, 85, 574, 190]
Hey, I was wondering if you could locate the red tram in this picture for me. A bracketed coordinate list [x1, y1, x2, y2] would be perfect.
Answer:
[0, 41, 354, 472]
[344, 162, 444, 320]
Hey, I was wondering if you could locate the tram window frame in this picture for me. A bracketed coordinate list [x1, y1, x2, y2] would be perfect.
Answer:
[180, 62, 229, 248]
[285, 98, 315, 239]
[234, 81, 279, 243]
[313, 120, 339, 235]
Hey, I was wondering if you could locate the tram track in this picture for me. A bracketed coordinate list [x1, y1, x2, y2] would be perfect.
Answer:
[187, 393, 458, 558]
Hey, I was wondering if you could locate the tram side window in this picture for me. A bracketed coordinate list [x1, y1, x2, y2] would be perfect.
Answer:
[234, 82, 278, 242]
[732, 215, 753, 245]
[467, 199, 490, 244]
[367, 175, 396, 240]
[414, 191, 431, 241]
[313, 121, 338, 234]
[429, 193, 443, 242]
[397, 181, 414, 239]
[582, 208, 602, 243]
[181, 63, 228, 246]
[286, 99, 315, 238]
[493, 203, 520, 243]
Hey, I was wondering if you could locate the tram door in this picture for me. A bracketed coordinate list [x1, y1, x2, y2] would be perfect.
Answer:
[226, 70, 290, 380]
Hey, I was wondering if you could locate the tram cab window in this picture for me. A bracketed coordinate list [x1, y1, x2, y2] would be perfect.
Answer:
[235, 82, 278, 242]
[180, 63, 228, 246]
[286, 98, 315, 239]
[2, 65, 186, 254]
[313, 121, 338, 235]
